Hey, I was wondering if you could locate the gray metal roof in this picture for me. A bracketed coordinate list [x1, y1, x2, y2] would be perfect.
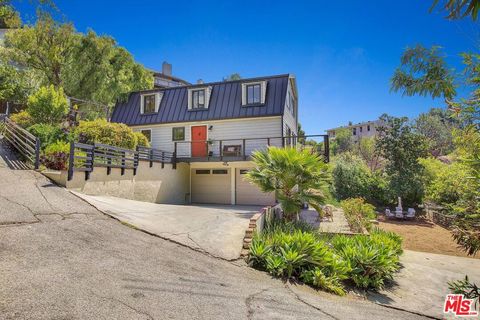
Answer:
[110, 74, 290, 126]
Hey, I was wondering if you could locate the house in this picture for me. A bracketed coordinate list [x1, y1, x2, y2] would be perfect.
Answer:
[152, 62, 190, 89]
[326, 118, 383, 142]
[110, 74, 304, 206]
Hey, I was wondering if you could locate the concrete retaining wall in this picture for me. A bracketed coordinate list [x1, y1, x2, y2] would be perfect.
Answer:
[43, 160, 190, 204]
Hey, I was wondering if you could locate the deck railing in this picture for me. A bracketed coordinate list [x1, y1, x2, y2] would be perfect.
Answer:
[173, 134, 329, 163]
[2, 117, 41, 169]
[67, 142, 175, 181]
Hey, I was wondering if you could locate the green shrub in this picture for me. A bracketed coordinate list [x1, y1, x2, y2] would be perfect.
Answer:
[41, 141, 69, 170]
[249, 221, 402, 294]
[10, 110, 34, 128]
[133, 131, 150, 147]
[331, 229, 402, 289]
[73, 119, 138, 150]
[332, 153, 390, 205]
[340, 198, 377, 233]
[27, 124, 68, 150]
[27, 85, 69, 125]
[420, 157, 471, 207]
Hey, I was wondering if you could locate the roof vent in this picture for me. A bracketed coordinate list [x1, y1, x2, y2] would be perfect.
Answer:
[197, 79, 204, 84]
[162, 61, 172, 76]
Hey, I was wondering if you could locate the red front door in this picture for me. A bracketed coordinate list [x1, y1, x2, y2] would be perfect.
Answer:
[191, 125, 207, 157]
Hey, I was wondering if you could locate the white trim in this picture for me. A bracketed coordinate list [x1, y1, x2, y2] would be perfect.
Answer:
[231, 168, 236, 205]
[187, 86, 212, 110]
[241, 80, 267, 105]
[140, 92, 163, 114]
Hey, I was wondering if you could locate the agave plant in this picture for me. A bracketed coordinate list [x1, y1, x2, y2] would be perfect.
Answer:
[246, 147, 331, 221]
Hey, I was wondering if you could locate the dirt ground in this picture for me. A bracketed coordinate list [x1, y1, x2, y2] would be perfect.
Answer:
[377, 215, 479, 259]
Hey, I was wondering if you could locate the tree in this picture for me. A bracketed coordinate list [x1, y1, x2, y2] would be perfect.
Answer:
[415, 108, 459, 157]
[2, 13, 153, 114]
[430, 0, 480, 20]
[223, 73, 242, 81]
[391, 45, 456, 103]
[376, 114, 428, 206]
[0, 0, 21, 28]
[246, 147, 330, 221]
[354, 136, 382, 171]
[27, 85, 68, 125]
[331, 128, 353, 155]
[0, 64, 35, 103]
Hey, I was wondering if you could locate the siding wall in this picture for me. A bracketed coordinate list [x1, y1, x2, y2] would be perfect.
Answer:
[283, 80, 298, 138]
[132, 116, 282, 158]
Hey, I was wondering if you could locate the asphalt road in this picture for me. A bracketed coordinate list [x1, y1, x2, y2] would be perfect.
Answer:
[0, 143, 428, 319]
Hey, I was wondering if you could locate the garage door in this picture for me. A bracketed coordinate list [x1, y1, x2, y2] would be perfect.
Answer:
[236, 169, 275, 206]
[191, 169, 231, 204]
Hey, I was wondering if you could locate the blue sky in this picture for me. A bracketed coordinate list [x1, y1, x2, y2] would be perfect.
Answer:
[13, 0, 479, 134]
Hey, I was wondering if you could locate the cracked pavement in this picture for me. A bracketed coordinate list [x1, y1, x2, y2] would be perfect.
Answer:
[0, 144, 429, 319]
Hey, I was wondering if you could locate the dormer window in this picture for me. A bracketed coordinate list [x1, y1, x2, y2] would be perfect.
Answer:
[247, 84, 261, 104]
[192, 89, 205, 109]
[241, 81, 267, 106]
[140, 92, 162, 114]
[188, 86, 212, 110]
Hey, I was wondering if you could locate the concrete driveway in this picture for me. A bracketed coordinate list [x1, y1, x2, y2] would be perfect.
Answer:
[370, 250, 480, 319]
[73, 193, 261, 260]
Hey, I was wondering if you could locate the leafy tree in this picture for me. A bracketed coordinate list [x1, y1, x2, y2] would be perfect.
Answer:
[430, 0, 480, 20]
[376, 114, 428, 206]
[0, 64, 35, 103]
[2, 13, 153, 114]
[223, 73, 242, 81]
[0, 0, 21, 28]
[331, 128, 353, 155]
[391, 45, 456, 103]
[415, 108, 459, 156]
[246, 147, 330, 221]
[354, 136, 382, 171]
[27, 85, 68, 125]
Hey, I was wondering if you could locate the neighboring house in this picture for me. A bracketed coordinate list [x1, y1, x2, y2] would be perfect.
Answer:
[152, 61, 190, 88]
[326, 119, 383, 142]
[111, 74, 300, 206]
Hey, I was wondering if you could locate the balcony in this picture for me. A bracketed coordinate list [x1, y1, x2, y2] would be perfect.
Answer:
[173, 135, 330, 163]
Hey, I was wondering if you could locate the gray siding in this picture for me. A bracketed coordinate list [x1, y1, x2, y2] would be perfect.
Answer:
[133, 116, 282, 158]
[283, 81, 298, 137]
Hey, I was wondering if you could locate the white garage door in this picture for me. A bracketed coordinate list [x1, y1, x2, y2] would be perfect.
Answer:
[236, 169, 275, 206]
[191, 169, 231, 204]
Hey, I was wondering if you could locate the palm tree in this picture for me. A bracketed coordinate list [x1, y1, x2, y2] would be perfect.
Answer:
[246, 147, 330, 221]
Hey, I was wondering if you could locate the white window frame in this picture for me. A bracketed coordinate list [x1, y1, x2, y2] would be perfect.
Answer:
[241, 81, 267, 106]
[188, 86, 212, 110]
[140, 92, 163, 114]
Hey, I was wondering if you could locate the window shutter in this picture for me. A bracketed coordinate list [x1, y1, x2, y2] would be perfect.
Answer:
[140, 94, 144, 114]
[260, 81, 267, 104]
[155, 92, 163, 112]
[241, 83, 247, 105]
[187, 89, 192, 109]
[205, 86, 212, 109]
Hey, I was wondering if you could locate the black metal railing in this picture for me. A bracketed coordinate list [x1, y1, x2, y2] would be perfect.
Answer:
[2, 117, 41, 169]
[137, 146, 175, 169]
[67, 142, 175, 181]
[173, 134, 329, 163]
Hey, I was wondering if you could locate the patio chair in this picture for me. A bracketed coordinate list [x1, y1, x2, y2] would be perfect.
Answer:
[406, 208, 416, 219]
[385, 208, 395, 219]
[395, 207, 404, 219]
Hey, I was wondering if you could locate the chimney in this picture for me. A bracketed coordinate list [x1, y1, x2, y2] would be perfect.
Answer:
[197, 79, 204, 84]
[162, 61, 172, 76]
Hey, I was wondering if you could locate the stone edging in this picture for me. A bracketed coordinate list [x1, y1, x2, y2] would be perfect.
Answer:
[240, 209, 267, 257]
